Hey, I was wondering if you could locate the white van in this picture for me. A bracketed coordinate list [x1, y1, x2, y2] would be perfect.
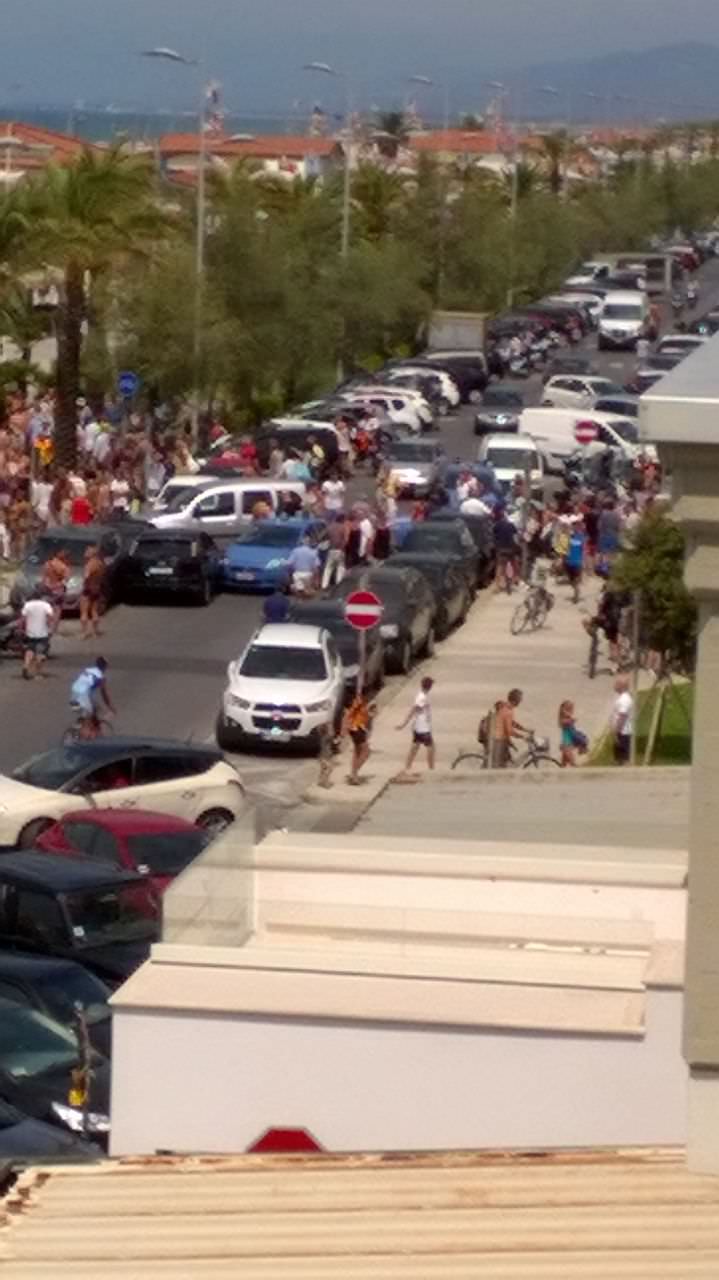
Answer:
[151, 479, 306, 537]
[477, 432, 544, 497]
[520, 407, 641, 471]
[597, 289, 650, 350]
[152, 473, 212, 513]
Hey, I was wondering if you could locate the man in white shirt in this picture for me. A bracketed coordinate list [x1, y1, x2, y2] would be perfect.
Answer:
[321, 472, 346, 514]
[30, 477, 53, 529]
[21, 593, 54, 680]
[460, 494, 490, 516]
[396, 676, 435, 776]
[611, 675, 634, 765]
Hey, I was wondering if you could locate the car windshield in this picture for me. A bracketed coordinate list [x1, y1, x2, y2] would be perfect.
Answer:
[64, 884, 158, 948]
[12, 747, 90, 791]
[388, 443, 435, 462]
[133, 539, 190, 560]
[607, 419, 639, 443]
[0, 1003, 78, 1080]
[240, 645, 327, 681]
[483, 390, 522, 408]
[486, 448, 539, 470]
[166, 487, 209, 513]
[602, 304, 643, 320]
[236, 525, 302, 548]
[26, 537, 89, 567]
[158, 482, 197, 505]
[35, 967, 110, 1028]
[592, 381, 623, 395]
[125, 829, 207, 877]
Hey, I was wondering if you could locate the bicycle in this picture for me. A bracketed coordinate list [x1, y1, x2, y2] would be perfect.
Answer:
[510, 585, 555, 635]
[451, 729, 562, 771]
[62, 709, 113, 745]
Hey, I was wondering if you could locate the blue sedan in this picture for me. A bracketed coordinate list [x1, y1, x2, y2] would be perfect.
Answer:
[222, 519, 328, 591]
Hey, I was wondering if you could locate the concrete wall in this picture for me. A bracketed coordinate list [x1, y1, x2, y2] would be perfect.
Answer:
[110, 990, 684, 1156]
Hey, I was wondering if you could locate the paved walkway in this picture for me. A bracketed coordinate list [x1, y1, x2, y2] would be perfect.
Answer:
[304, 573, 619, 808]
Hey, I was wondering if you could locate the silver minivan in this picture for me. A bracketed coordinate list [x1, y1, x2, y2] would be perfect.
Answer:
[150, 479, 306, 537]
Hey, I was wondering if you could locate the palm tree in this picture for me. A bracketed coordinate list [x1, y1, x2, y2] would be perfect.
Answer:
[21, 147, 168, 466]
[538, 130, 568, 196]
[0, 284, 50, 364]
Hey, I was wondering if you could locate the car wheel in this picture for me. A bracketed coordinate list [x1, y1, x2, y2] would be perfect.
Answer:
[17, 817, 53, 848]
[423, 626, 436, 658]
[196, 807, 236, 838]
[215, 711, 245, 752]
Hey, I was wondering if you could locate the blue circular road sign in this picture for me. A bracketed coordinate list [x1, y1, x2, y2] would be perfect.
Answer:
[117, 370, 140, 398]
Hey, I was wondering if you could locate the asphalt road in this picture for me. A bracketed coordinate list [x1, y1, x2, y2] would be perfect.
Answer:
[2, 257, 718, 782]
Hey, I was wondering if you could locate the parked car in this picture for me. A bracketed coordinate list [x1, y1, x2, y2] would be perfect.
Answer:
[331, 566, 436, 674]
[383, 365, 460, 414]
[0, 951, 112, 1058]
[222, 518, 328, 592]
[0, 853, 159, 986]
[36, 809, 209, 896]
[656, 333, 709, 358]
[119, 529, 222, 606]
[383, 437, 446, 497]
[541, 375, 625, 409]
[1, 738, 245, 848]
[477, 433, 545, 498]
[255, 422, 341, 472]
[541, 354, 596, 385]
[427, 509, 495, 587]
[626, 368, 665, 395]
[151, 479, 306, 538]
[394, 519, 480, 593]
[0, 1094, 101, 1160]
[593, 395, 639, 419]
[11, 524, 142, 614]
[690, 311, 719, 336]
[415, 351, 489, 402]
[150, 474, 212, 514]
[288, 600, 385, 699]
[385, 553, 471, 639]
[0, 996, 110, 1141]
[474, 387, 524, 436]
[217, 623, 346, 754]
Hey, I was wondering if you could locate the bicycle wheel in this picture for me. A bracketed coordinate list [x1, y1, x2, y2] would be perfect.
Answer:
[451, 750, 487, 771]
[510, 600, 531, 635]
[523, 752, 562, 769]
[530, 601, 549, 631]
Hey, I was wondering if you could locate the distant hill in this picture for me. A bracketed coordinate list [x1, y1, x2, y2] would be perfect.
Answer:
[502, 42, 719, 124]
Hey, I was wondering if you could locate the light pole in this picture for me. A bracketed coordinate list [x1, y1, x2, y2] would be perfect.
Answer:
[485, 82, 520, 307]
[303, 61, 351, 260]
[407, 75, 450, 304]
[141, 46, 209, 437]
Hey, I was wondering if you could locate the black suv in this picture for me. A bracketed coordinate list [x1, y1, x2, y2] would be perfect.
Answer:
[397, 519, 480, 593]
[331, 566, 435, 674]
[0, 951, 112, 1057]
[0, 853, 160, 986]
[120, 528, 222, 606]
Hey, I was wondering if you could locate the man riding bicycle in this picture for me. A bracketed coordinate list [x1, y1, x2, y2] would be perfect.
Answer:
[69, 657, 115, 739]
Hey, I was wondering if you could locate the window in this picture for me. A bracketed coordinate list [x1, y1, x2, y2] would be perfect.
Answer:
[125, 830, 207, 877]
[86, 826, 122, 866]
[73, 759, 134, 794]
[240, 645, 327, 681]
[196, 492, 235, 517]
[241, 490, 272, 515]
[62, 820, 103, 856]
[14, 891, 67, 947]
[133, 754, 189, 786]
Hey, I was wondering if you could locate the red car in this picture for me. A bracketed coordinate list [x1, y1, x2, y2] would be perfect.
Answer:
[36, 809, 209, 894]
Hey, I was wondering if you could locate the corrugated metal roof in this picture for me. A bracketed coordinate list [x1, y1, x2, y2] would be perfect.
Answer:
[2, 1148, 718, 1277]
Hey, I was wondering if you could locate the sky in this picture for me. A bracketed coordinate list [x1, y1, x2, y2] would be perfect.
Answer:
[3, 0, 719, 118]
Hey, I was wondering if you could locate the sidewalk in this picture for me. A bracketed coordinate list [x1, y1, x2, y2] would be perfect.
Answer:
[304, 574, 617, 807]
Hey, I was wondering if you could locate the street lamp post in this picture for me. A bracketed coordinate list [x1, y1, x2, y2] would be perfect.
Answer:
[407, 75, 450, 304]
[141, 47, 210, 438]
[303, 62, 351, 260]
[485, 81, 519, 308]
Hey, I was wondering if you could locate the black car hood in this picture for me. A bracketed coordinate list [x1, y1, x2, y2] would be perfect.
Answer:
[0, 1058, 110, 1126]
[73, 939, 153, 987]
[0, 1113, 102, 1159]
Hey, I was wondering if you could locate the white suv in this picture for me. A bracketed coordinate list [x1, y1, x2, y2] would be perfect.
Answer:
[541, 375, 624, 409]
[217, 624, 345, 754]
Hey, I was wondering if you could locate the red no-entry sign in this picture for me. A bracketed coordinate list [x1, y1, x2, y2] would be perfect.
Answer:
[574, 419, 598, 446]
[344, 589, 384, 631]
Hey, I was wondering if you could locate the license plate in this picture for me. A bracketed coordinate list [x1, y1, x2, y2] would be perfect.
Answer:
[234, 571, 255, 581]
[147, 566, 173, 576]
[261, 728, 291, 743]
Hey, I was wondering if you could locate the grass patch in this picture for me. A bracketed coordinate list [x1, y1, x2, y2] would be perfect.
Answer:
[590, 681, 693, 766]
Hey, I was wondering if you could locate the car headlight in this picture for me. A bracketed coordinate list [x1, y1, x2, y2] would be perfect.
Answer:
[380, 624, 399, 639]
[305, 699, 331, 713]
[51, 1101, 110, 1135]
[229, 695, 251, 709]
